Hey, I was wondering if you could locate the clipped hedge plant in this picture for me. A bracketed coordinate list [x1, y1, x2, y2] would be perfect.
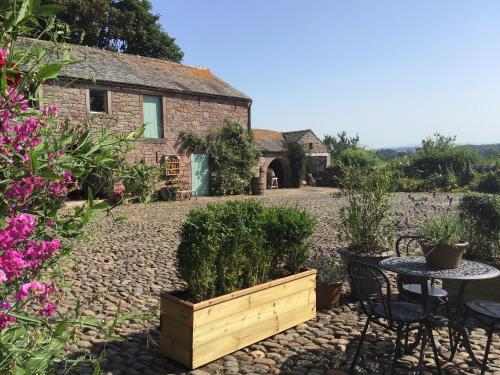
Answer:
[177, 200, 314, 302]
[459, 192, 500, 262]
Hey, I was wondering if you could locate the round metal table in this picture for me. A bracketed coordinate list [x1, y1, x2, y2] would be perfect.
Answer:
[380, 256, 500, 369]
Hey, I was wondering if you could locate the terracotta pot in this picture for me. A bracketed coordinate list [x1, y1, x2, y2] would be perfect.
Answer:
[316, 282, 342, 310]
[419, 241, 468, 269]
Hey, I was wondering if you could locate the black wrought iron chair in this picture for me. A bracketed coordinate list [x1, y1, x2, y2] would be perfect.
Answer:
[348, 260, 442, 375]
[450, 300, 500, 375]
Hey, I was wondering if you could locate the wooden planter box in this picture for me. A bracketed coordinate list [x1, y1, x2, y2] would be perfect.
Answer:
[159, 269, 317, 369]
[443, 262, 500, 303]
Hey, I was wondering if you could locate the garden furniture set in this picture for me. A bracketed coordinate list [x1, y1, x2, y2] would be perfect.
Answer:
[349, 240, 500, 375]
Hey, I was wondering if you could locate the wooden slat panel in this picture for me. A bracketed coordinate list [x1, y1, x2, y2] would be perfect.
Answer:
[159, 333, 192, 368]
[193, 286, 314, 347]
[161, 316, 192, 346]
[191, 269, 317, 310]
[160, 296, 193, 326]
[194, 275, 315, 326]
[192, 302, 316, 368]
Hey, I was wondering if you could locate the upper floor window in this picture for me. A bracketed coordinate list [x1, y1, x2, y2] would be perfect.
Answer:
[89, 89, 108, 113]
[143, 95, 164, 139]
[308, 142, 313, 150]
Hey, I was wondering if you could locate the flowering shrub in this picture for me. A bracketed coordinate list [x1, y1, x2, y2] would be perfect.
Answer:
[0, 1, 139, 372]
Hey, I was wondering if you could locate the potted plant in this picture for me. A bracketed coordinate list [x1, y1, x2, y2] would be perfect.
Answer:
[306, 250, 345, 310]
[337, 166, 396, 267]
[417, 214, 468, 269]
[160, 200, 316, 369]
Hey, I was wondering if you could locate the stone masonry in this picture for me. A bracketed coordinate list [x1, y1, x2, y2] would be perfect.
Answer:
[41, 81, 249, 185]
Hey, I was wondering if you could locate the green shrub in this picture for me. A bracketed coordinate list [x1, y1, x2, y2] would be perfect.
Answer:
[459, 193, 500, 261]
[177, 200, 314, 302]
[404, 133, 478, 188]
[263, 206, 314, 275]
[338, 147, 380, 169]
[473, 171, 500, 194]
[179, 120, 259, 195]
[287, 141, 306, 188]
[338, 166, 396, 254]
[418, 214, 464, 246]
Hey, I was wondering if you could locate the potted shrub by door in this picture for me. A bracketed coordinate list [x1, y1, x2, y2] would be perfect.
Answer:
[306, 250, 345, 310]
[160, 200, 316, 369]
[417, 214, 468, 269]
[337, 166, 396, 268]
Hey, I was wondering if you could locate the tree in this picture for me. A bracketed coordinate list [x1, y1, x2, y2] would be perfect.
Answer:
[323, 131, 360, 160]
[35, 0, 184, 62]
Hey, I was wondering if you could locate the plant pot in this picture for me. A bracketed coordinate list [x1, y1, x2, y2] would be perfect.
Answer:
[159, 269, 316, 369]
[419, 241, 468, 269]
[316, 282, 342, 310]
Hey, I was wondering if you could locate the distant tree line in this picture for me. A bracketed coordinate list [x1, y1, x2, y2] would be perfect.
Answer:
[320, 131, 500, 194]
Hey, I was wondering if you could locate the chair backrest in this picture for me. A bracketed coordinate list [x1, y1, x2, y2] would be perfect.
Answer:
[348, 260, 393, 319]
[395, 235, 425, 288]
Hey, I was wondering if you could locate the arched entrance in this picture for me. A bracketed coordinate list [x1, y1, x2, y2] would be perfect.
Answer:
[267, 158, 286, 189]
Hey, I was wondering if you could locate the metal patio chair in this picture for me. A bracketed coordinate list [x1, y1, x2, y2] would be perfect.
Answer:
[348, 260, 442, 375]
[450, 300, 500, 375]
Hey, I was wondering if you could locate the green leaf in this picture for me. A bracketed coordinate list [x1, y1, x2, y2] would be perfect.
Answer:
[36, 63, 64, 81]
[91, 362, 101, 375]
[114, 216, 127, 223]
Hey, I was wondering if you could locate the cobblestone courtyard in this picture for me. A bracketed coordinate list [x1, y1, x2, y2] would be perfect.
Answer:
[60, 189, 500, 375]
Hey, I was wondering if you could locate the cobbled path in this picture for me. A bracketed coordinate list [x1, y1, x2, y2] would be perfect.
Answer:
[58, 190, 500, 375]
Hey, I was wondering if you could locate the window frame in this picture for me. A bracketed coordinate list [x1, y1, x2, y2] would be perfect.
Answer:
[87, 89, 111, 114]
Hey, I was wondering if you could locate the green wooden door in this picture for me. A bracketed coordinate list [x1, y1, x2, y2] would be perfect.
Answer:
[191, 154, 209, 196]
[143, 95, 163, 138]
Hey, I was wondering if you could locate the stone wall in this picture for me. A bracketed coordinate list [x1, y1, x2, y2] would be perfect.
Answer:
[41, 81, 250, 187]
[296, 131, 329, 155]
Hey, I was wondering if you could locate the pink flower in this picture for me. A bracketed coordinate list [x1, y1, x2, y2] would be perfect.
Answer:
[0, 249, 27, 281]
[15, 280, 46, 302]
[49, 180, 67, 197]
[39, 302, 57, 317]
[0, 312, 16, 329]
[0, 270, 6, 284]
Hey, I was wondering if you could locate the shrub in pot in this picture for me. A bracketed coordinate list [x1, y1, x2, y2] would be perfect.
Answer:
[306, 250, 345, 310]
[337, 166, 396, 267]
[418, 214, 468, 269]
[162, 200, 316, 368]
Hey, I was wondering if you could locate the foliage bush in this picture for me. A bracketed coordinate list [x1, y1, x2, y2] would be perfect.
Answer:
[287, 141, 306, 188]
[418, 214, 464, 247]
[473, 171, 500, 194]
[179, 120, 259, 195]
[337, 147, 380, 170]
[177, 200, 314, 302]
[338, 166, 396, 254]
[459, 193, 500, 262]
[403, 133, 478, 189]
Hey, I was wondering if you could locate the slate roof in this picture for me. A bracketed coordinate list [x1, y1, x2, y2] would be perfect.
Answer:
[252, 129, 287, 153]
[20, 38, 251, 100]
[252, 128, 328, 154]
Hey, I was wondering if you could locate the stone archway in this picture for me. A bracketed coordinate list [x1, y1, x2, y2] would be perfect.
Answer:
[263, 157, 290, 189]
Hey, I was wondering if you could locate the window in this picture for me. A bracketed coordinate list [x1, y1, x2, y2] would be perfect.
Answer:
[143, 95, 164, 139]
[309, 142, 313, 150]
[89, 89, 107, 113]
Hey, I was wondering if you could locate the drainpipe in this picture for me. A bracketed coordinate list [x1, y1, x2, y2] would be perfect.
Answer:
[247, 100, 252, 131]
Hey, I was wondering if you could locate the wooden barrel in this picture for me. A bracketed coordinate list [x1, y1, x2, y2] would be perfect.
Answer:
[251, 177, 266, 195]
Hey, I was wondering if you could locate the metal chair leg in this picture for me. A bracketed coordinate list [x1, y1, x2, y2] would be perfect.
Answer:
[351, 317, 370, 373]
[444, 297, 454, 348]
[427, 322, 442, 375]
[480, 327, 494, 375]
[450, 307, 468, 361]
[391, 325, 403, 375]
[415, 323, 428, 375]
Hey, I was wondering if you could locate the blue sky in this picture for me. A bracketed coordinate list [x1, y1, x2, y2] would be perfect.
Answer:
[151, 0, 500, 148]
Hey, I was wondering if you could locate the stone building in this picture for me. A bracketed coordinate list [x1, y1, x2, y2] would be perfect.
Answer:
[34, 39, 251, 196]
[252, 128, 330, 188]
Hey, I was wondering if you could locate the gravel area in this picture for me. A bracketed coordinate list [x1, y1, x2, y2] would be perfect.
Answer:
[57, 189, 500, 375]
